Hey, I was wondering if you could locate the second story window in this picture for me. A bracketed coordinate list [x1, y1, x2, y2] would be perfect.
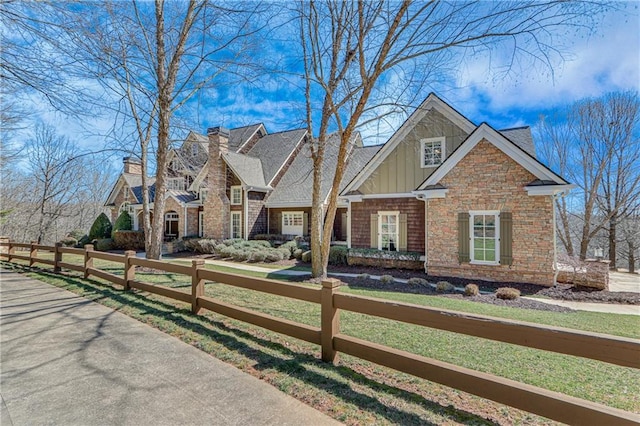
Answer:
[167, 177, 185, 191]
[199, 188, 209, 203]
[230, 186, 242, 205]
[421, 137, 446, 168]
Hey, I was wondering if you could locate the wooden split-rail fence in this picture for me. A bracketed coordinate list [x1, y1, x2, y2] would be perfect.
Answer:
[0, 239, 638, 425]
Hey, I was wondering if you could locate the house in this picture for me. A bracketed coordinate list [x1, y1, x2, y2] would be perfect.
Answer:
[340, 93, 573, 286]
[105, 93, 571, 286]
[105, 123, 380, 243]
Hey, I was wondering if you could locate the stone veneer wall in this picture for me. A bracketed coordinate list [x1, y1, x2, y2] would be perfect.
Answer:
[204, 128, 230, 239]
[426, 140, 555, 287]
[350, 198, 425, 252]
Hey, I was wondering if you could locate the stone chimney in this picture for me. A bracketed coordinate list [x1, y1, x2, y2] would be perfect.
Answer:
[204, 126, 230, 239]
[123, 157, 142, 174]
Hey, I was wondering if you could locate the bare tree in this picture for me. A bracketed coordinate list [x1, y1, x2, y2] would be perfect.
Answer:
[297, 0, 606, 278]
[60, 0, 264, 259]
[537, 91, 640, 263]
[619, 211, 640, 273]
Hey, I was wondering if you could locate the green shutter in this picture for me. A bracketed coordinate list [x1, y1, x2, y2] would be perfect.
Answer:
[458, 212, 470, 263]
[370, 213, 378, 249]
[303, 212, 309, 236]
[398, 213, 407, 252]
[500, 212, 513, 266]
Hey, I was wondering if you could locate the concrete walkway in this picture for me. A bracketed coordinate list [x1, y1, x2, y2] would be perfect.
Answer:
[522, 297, 640, 315]
[609, 271, 640, 293]
[0, 269, 340, 426]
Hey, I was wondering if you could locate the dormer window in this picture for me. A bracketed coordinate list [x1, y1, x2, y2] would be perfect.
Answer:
[190, 143, 198, 156]
[123, 185, 129, 201]
[421, 137, 445, 168]
[167, 177, 185, 191]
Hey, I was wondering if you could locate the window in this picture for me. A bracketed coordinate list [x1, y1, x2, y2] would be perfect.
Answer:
[378, 211, 399, 251]
[198, 212, 204, 237]
[470, 211, 499, 265]
[190, 143, 198, 156]
[230, 186, 242, 205]
[282, 212, 303, 235]
[230, 212, 242, 239]
[123, 185, 129, 201]
[164, 211, 179, 237]
[199, 188, 209, 203]
[167, 177, 185, 191]
[420, 137, 445, 168]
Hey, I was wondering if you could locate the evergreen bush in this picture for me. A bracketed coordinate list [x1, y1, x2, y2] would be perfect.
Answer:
[112, 211, 133, 237]
[496, 287, 520, 300]
[89, 213, 112, 240]
[328, 246, 348, 265]
[464, 284, 480, 296]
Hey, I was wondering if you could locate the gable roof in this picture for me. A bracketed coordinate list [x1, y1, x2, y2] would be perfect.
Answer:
[266, 133, 380, 207]
[499, 126, 536, 156]
[246, 128, 307, 185]
[342, 93, 476, 195]
[223, 152, 270, 191]
[416, 123, 569, 191]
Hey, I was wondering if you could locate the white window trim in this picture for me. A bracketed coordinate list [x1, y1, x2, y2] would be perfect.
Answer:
[282, 211, 304, 236]
[199, 188, 209, 204]
[230, 211, 242, 239]
[420, 137, 446, 168]
[378, 210, 399, 251]
[469, 210, 500, 266]
[167, 177, 185, 191]
[164, 212, 179, 236]
[230, 185, 242, 205]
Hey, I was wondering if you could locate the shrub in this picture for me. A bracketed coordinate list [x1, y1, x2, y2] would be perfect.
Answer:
[250, 251, 266, 262]
[280, 240, 298, 254]
[407, 277, 428, 286]
[67, 229, 86, 240]
[95, 238, 115, 251]
[89, 213, 112, 240]
[357, 273, 369, 279]
[301, 250, 312, 263]
[254, 240, 273, 248]
[111, 211, 132, 237]
[496, 287, 521, 300]
[60, 237, 77, 247]
[464, 284, 480, 296]
[380, 275, 395, 284]
[436, 281, 455, 292]
[77, 235, 91, 248]
[113, 231, 145, 250]
[278, 247, 292, 260]
[266, 250, 285, 262]
[328, 246, 348, 266]
[293, 248, 303, 259]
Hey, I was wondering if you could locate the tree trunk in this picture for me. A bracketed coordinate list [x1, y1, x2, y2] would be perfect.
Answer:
[608, 214, 617, 270]
[629, 241, 636, 274]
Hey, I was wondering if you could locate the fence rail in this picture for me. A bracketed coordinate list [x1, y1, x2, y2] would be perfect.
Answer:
[0, 238, 638, 425]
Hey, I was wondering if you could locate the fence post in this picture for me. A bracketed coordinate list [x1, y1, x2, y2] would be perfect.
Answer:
[54, 242, 62, 273]
[8, 240, 15, 261]
[191, 259, 205, 314]
[123, 250, 136, 291]
[0, 236, 9, 258]
[84, 244, 94, 279]
[29, 241, 38, 267]
[321, 278, 341, 363]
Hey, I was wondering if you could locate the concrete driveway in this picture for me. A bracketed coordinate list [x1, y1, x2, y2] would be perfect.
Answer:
[0, 269, 340, 426]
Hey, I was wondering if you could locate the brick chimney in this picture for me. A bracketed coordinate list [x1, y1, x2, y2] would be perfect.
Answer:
[204, 127, 230, 239]
[123, 157, 142, 174]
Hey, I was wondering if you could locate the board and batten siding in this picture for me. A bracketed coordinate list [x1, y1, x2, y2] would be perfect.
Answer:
[359, 109, 469, 194]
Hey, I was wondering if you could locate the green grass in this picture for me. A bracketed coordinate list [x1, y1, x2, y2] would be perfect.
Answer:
[3, 256, 639, 425]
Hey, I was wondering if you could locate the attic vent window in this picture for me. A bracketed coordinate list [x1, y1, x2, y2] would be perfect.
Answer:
[420, 137, 445, 168]
[167, 178, 185, 191]
[191, 143, 198, 156]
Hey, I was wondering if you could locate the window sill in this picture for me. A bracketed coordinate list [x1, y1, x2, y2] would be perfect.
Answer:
[470, 261, 500, 266]
[420, 164, 442, 169]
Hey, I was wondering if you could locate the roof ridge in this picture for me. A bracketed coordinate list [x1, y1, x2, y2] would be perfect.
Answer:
[500, 125, 530, 131]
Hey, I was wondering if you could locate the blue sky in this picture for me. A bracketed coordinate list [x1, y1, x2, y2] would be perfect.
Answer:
[16, 3, 640, 155]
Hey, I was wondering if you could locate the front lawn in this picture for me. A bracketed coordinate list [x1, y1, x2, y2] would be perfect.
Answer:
[3, 257, 639, 425]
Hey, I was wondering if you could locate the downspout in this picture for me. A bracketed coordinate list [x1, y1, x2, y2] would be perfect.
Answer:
[414, 194, 428, 274]
[244, 188, 249, 240]
[346, 200, 352, 248]
[552, 190, 569, 287]
[183, 205, 187, 238]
